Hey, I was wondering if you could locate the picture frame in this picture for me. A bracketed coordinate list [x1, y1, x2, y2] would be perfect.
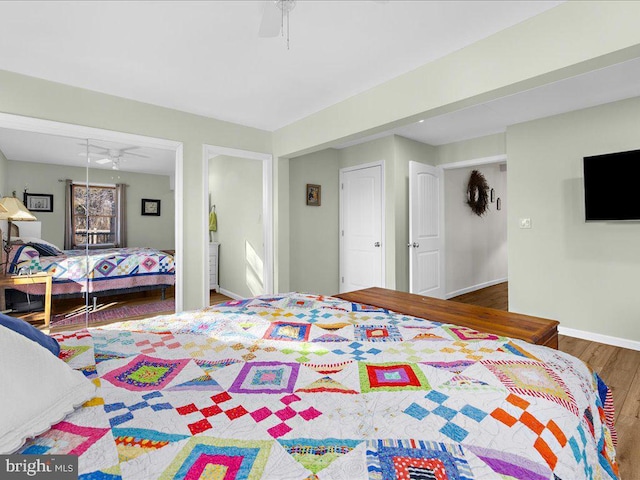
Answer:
[306, 184, 321, 206]
[23, 193, 53, 212]
[141, 198, 161, 216]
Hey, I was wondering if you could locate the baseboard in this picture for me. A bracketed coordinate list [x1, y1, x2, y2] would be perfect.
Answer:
[219, 288, 243, 300]
[558, 326, 640, 352]
[445, 277, 508, 299]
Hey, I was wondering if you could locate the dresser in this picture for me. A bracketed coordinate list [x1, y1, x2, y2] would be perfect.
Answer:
[209, 242, 220, 291]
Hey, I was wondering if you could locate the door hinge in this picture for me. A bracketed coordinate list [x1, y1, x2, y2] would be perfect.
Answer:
[341, 276, 344, 283]
[341, 183, 344, 190]
[341, 230, 344, 236]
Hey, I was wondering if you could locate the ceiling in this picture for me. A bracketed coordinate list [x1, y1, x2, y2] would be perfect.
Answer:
[0, 128, 176, 176]
[337, 55, 640, 148]
[0, 0, 563, 132]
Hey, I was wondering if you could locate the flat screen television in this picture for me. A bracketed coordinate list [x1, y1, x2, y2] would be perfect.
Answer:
[583, 149, 640, 221]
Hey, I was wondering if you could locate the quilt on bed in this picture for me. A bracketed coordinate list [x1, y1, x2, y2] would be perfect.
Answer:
[9, 246, 174, 295]
[24, 293, 618, 479]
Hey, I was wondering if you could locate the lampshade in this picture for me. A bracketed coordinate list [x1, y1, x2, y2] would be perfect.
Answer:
[0, 196, 37, 221]
[0, 203, 7, 214]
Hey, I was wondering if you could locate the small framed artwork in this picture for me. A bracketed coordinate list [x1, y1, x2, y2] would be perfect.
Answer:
[24, 193, 53, 212]
[306, 184, 321, 206]
[490, 188, 495, 203]
[497, 197, 502, 211]
[141, 198, 161, 216]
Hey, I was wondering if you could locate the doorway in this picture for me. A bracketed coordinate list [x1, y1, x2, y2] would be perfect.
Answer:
[202, 145, 273, 303]
[339, 162, 384, 293]
[440, 155, 508, 302]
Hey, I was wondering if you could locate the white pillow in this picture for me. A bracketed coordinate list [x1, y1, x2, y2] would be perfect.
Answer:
[12, 236, 63, 252]
[0, 326, 96, 454]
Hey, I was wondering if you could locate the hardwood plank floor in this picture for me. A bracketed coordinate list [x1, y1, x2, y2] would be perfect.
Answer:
[453, 282, 639, 479]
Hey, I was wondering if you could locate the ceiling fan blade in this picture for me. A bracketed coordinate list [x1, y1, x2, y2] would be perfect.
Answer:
[94, 158, 112, 165]
[119, 146, 140, 152]
[259, 1, 281, 38]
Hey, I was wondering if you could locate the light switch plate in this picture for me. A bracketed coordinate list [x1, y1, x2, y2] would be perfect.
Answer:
[519, 218, 532, 229]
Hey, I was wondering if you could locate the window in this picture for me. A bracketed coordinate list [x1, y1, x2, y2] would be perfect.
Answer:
[70, 183, 121, 248]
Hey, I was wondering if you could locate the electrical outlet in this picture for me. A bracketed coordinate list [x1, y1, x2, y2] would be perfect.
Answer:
[519, 218, 532, 229]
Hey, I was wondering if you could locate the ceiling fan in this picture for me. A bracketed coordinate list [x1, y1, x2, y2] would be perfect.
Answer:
[79, 145, 149, 170]
[259, 0, 297, 49]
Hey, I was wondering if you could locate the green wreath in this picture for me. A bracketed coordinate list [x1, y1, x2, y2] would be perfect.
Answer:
[466, 170, 489, 216]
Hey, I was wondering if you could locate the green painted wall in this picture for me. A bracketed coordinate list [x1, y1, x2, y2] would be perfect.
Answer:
[507, 96, 640, 342]
[0, 69, 271, 310]
[0, 147, 7, 197]
[289, 149, 339, 295]
[209, 155, 263, 299]
[286, 135, 436, 295]
[7, 160, 175, 250]
[437, 133, 505, 165]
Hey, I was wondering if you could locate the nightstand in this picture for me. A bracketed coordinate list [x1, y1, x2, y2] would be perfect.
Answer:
[0, 272, 53, 327]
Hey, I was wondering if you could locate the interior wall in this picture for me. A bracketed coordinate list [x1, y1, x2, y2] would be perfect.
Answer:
[508, 95, 640, 342]
[444, 164, 507, 297]
[437, 133, 505, 165]
[289, 149, 339, 295]
[7, 160, 175, 250]
[0, 69, 271, 310]
[286, 135, 438, 295]
[209, 155, 263, 299]
[0, 147, 7, 197]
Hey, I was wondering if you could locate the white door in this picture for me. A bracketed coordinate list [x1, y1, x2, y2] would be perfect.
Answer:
[340, 164, 384, 293]
[409, 161, 445, 298]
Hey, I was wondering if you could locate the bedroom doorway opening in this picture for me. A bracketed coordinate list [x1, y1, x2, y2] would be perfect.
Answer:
[202, 145, 273, 304]
[440, 155, 507, 306]
[339, 162, 384, 293]
[0, 113, 184, 328]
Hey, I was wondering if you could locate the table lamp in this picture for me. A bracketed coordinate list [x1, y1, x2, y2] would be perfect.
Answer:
[0, 195, 37, 275]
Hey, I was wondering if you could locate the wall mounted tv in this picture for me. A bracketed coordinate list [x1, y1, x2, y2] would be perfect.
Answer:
[583, 149, 640, 221]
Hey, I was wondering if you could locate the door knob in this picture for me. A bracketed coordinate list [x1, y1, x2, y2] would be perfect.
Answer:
[374, 242, 381, 247]
[413, 242, 419, 248]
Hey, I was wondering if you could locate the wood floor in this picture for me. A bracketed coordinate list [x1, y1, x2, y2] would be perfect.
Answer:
[452, 282, 639, 479]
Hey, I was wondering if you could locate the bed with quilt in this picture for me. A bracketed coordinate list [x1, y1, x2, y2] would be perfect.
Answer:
[7, 241, 175, 298]
[1, 292, 618, 479]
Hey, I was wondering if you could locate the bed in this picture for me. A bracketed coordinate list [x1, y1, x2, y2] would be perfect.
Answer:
[7, 242, 175, 300]
[11, 292, 618, 479]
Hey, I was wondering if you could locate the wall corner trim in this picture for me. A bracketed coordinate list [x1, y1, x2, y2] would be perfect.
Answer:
[218, 288, 243, 300]
[558, 326, 640, 352]
[445, 277, 508, 300]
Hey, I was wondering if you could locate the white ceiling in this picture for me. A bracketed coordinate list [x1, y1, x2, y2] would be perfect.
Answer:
[0, 0, 563, 131]
[0, 128, 176, 175]
[337, 55, 640, 148]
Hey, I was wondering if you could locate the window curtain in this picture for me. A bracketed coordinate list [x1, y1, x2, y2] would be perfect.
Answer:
[115, 183, 127, 247]
[63, 179, 74, 250]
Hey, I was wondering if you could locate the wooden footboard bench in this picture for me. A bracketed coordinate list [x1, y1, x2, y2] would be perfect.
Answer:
[334, 287, 559, 349]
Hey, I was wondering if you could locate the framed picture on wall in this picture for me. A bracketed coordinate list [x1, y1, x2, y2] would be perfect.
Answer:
[306, 184, 321, 206]
[141, 198, 161, 216]
[24, 193, 53, 212]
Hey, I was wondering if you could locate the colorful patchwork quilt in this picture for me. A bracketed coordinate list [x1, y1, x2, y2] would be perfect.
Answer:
[8, 246, 174, 296]
[24, 293, 618, 479]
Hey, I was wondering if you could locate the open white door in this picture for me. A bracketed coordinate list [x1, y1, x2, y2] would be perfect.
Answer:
[340, 164, 384, 293]
[409, 161, 445, 298]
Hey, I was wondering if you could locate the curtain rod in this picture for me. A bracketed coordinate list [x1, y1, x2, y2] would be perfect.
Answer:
[58, 179, 129, 186]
